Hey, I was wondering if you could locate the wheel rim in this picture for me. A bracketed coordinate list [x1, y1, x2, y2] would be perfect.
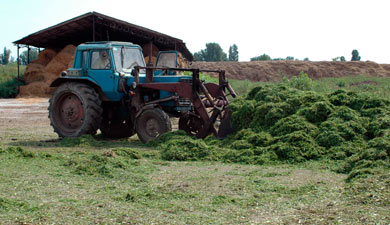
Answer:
[55, 92, 85, 133]
[145, 118, 160, 137]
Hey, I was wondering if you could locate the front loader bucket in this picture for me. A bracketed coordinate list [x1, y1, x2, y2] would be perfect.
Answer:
[136, 66, 238, 140]
[217, 108, 235, 139]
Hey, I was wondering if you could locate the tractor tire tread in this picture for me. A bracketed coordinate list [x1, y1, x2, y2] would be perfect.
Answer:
[49, 82, 102, 137]
[136, 108, 172, 143]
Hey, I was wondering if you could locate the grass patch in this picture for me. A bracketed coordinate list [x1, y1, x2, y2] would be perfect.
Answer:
[56, 135, 103, 147]
[62, 148, 144, 177]
[0, 64, 25, 98]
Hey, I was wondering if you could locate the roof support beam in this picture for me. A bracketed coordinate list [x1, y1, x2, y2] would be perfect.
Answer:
[92, 15, 95, 42]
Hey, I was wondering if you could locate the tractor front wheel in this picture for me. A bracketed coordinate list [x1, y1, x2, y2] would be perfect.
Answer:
[136, 108, 172, 143]
[48, 82, 102, 137]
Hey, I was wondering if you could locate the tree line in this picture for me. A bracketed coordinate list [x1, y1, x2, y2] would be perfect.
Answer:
[0, 44, 363, 65]
[193, 43, 239, 62]
[0, 47, 38, 65]
[192, 43, 362, 62]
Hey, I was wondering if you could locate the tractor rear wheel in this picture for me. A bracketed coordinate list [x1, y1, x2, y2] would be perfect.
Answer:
[136, 108, 172, 143]
[49, 82, 102, 137]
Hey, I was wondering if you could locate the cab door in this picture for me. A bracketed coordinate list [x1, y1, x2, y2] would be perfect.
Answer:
[88, 50, 116, 99]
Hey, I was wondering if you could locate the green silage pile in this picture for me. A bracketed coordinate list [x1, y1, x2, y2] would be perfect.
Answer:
[154, 82, 390, 181]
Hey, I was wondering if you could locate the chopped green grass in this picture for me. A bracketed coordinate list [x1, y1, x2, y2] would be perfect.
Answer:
[1, 72, 390, 224]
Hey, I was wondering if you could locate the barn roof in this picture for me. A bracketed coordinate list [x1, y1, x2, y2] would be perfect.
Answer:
[13, 12, 193, 61]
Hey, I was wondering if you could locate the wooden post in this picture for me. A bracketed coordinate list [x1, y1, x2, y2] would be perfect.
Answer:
[27, 46, 30, 64]
[92, 15, 96, 42]
[17, 45, 20, 93]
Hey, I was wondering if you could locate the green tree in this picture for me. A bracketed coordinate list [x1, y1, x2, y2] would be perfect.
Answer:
[250, 53, 271, 61]
[332, 56, 346, 62]
[304, 57, 310, 61]
[193, 43, 227, 62]
[286, 56, 295, 61]
[228, 44, 239, 61]
[351, 49, 361, 61]
[0, 47, 11, 65]
[193, 52, 204, 61]
[19, 48, 39, 65]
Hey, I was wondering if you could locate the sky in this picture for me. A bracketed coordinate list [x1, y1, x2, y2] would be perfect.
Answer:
[1, 0, 390, 63]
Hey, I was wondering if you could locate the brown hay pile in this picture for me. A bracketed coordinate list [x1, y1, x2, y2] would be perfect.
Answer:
[31, 48, 57, 66]
[44, 45, 76, 78]
[177, 52, 188, 68]
[144, 56, 158, 66]
[143, 43, 159, 59]
[19, 81, 55, 97]
[23, 64, 46, 84]
[191, 61, 390, 81]
[19, 45, 76, 97]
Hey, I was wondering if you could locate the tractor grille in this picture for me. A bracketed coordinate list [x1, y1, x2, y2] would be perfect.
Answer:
[175, 98, 193, 112]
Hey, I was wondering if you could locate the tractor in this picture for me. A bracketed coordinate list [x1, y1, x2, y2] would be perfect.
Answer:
[48, 41, 236, 143]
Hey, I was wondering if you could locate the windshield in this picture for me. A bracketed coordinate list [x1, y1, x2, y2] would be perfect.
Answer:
[113, 47, 145, 73]
[156, 52, 177, 68]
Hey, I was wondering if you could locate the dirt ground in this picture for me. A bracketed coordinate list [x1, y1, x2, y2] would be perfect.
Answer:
[0, 98, 179, 142]
[0, 98, 56, 143]
[191, 61, 390, 82]
[0, 98, 48, 126]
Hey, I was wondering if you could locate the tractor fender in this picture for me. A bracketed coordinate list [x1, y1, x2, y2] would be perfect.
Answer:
[135, 104, 158, 118]
[50, 77, 110, 101]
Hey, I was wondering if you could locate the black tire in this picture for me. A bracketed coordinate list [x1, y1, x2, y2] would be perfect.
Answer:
[48, 82, 102, 137]
[100, 118, 135, 139]
[178, 115, 204, 136]
[136, 108, 172, 143]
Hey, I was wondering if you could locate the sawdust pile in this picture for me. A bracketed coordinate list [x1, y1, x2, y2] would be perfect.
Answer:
[191, 61, 390, 81]
[176, 52, 188, 68]
[19, 45, 76, 97]
[143, 43, 159, 65]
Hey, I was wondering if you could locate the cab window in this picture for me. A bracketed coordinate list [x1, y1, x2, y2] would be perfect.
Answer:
[91, 50, 111, 70]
